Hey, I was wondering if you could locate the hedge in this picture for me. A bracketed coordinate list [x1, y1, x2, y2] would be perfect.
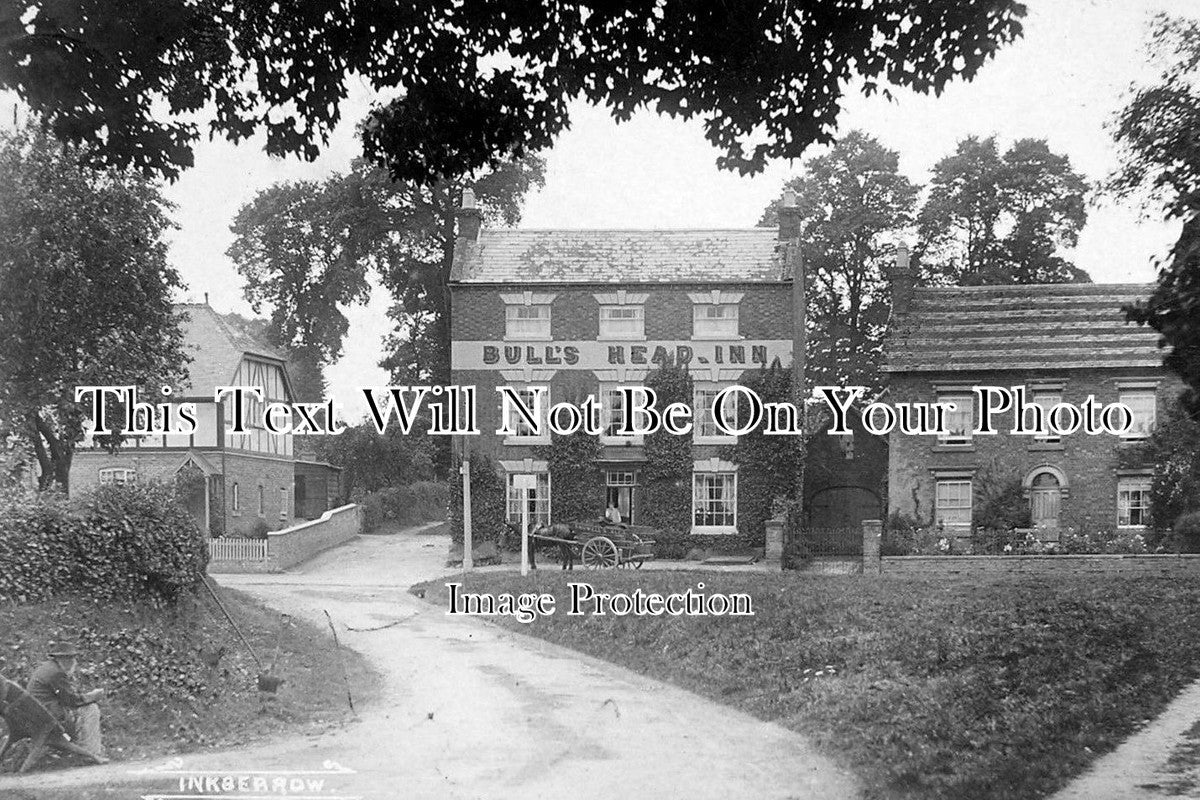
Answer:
[358, 481, 448, 533]
[0, 483, 208, 605]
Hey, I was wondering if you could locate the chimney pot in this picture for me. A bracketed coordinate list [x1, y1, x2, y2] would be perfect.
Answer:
[456, 186, 483, 242]
[890, 241, 916, 318]
[778, 188, 801, 241]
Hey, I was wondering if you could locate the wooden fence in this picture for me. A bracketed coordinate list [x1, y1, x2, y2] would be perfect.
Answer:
[208, 537, 268, 562]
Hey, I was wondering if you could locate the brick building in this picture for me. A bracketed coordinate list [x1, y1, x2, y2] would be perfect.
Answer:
[71, 304, 339, 536]
[884, 251, 1177, 539]
[448, 191, 804, 536]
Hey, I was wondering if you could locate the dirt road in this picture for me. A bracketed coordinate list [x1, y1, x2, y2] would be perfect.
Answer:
[0, 528, 859, 800]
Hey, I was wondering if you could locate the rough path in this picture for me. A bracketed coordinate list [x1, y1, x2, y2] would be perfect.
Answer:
[1051, 678, 1200, 800]
[0, 528, 859, 800]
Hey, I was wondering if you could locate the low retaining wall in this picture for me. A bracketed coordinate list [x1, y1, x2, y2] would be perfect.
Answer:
[881, 554, 1200, 577]
[208, 504, 361, 573]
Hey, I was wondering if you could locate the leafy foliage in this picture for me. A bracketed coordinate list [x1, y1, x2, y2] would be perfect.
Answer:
[726, 363, 803, 549]
[760, 131, 917, 390]
[357, 481, 448, 533]
[0, 125, 187, 490]
[228, 156, 544, 391]
[0, 482, 207, 604]
[1144, 397, 1200, 532]
[1113, 15, 1200, 415]
[448, 453, 506, 547]
[318, 421, 438, 499]
[917, 136, 1090, 285]
[640, 363, 693, 536]
[4, 1, 1025, 182]
[536, 430, 604, 525]
[974, 475, 1031, 532]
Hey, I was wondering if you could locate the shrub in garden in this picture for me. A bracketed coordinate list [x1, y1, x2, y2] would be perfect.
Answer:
[0, 482, 207, 605]
[0, 488, 77, 603]
[77, 482, 209, 601]
[359, 481, 449, 532]
[1173, 511, 1200, 553]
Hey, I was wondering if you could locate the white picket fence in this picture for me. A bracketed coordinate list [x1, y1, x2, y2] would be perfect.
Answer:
[208, 537, 268, 562]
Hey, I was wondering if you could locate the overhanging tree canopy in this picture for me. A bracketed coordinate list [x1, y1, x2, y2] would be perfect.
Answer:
[2, 0, 1026, 183]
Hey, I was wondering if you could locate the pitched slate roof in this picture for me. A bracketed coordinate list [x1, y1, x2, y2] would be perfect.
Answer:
[885, 283, 1163, 373]
[175, 304, 288, 393]
[451, 229, 789, 284]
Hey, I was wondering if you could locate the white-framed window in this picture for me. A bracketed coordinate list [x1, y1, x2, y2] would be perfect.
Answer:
[257, 485, 265, 517]
[503, 386, 549, 441]
[279, 487, 289, 520]
[506, 472, 551, 530]
[692, 472, 737, 530]
[694, 385, 738, 441]
[935, 479, 973, 531]
[98, 468, 135, 485]
[232, 482, 241, 514]
[599, 305, 644, 340]
[693, 304, 739, 339]
[1118, 389, 1157, 440]
[937, 393, 973, 445]
[1117, 477, 1152, 527]
[505, 305, 551, 340]
[1031, 390, 1062, 443]
[599, 386, 643, 443]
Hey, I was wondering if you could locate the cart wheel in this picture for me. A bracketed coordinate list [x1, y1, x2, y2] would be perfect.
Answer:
[582, 536, 620, 569]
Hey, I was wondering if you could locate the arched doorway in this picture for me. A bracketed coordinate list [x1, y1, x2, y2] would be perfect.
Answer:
[1028, 470, 1063, 529]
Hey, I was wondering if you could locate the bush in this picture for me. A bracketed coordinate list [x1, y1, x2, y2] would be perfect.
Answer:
[449, 455, 506, 546]
[651, 528, 691, 560]
[1173, 511, 1200, 553]
[0, 483, 207, 605]
[360, 481, 449, 533]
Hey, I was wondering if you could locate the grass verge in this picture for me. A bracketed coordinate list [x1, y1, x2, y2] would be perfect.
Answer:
[414, 569, 1200, 800]
[0, 585, 380, 770]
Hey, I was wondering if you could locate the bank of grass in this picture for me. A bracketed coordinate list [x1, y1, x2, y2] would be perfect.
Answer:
[0, 585, 380, 769]
[415, 570, 1200, 800]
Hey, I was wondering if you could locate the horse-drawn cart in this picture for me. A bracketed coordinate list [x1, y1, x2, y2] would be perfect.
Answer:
[529, 521, 657, 569]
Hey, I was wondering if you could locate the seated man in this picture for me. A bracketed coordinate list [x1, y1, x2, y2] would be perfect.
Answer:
[26, 640, 108, 765]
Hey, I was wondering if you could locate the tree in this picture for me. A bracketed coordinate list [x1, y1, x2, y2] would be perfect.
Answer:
[1112, 15, 1200, 416]
[2, 1, 1026, 183]
[760, 131, 917, 390]
[917, 136, 1090, 285]
[0, 126, 187, 489]
[228, 155, 545, 388]
[1143, 397, 1200, 536]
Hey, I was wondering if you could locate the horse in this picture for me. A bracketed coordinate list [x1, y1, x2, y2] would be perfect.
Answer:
[507, 521, 577, 570]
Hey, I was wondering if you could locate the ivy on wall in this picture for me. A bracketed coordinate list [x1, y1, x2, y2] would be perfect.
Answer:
[725, 361, 803, 549]
[535, 430, 604, 523]
[448, 453, 506, 546]
[641, 362, 694, 535]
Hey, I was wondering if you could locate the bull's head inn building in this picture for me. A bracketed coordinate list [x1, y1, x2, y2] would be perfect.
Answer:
[448, 190, 805, 535]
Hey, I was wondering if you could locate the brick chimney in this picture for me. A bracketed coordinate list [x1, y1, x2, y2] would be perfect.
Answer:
[778, 188, 801, 241]
[890, 242, 915, 318]
[456, 187, 482, 242]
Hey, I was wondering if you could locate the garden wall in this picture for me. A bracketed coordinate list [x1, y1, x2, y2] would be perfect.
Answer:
[880, 554, 1200, 577]
[208, 503, 361, 573]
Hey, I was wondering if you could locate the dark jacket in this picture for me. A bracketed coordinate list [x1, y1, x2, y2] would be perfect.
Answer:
[26, 659, 88, 721]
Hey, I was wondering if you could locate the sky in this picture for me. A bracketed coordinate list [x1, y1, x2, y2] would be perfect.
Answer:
[11, 0, 1197, 419]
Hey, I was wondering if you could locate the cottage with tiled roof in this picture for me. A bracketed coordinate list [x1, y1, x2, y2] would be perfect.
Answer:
[71, 303, 340, 537]
[449, 189, 805, 542]
[883, 247, 1178, 540]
